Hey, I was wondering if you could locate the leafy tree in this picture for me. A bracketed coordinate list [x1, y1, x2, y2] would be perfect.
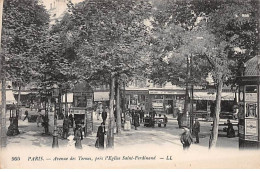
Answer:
[55, 0, 152, 147]
[202, 0, 259, 148]
[2, 0, 49, 122]
[149, 0, 259, 148]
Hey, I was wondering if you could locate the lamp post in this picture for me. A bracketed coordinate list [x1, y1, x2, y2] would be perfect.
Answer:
[52, 84, 59, 148]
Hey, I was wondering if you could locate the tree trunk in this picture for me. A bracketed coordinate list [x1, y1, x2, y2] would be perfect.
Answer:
[0, 0, 6, 149]
[123, 81, 126, 122]
[65, 91, 68, 117]
[183, 57, 190, 127]
[116, 79, 121, 135]
[209, 79, 223, 149]
[44, 97, 49, 134]
[58, 88, 62, 119]
[107, 74, 115, 148]
[1, 56, 7, 148]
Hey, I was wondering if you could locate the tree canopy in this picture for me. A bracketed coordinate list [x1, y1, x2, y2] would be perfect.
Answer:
[2, 0, 50, 86]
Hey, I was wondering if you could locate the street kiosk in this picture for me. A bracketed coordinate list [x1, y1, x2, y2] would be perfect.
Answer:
[237, 56, 260, 149]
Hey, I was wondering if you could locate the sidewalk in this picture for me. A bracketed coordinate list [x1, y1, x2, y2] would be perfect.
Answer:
[6, 109, 239, 151]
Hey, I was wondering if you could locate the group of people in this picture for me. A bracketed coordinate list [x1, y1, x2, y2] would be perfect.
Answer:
[180, 118, 236, 150]
[130, 108, 144, 130]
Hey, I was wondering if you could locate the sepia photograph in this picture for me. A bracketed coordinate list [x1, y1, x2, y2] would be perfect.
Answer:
[0, 0, 259, 169]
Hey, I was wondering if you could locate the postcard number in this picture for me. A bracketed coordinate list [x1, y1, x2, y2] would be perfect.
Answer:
[11, 157, 20, 161]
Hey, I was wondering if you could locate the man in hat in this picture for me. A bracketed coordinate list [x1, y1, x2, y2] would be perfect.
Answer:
[193, 118, 200, 143]
[180, 127, 193, 150]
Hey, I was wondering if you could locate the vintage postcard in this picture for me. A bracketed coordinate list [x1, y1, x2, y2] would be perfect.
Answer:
[0, 0, 260, 169]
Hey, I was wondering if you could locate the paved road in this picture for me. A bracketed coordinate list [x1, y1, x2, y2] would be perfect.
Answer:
[6, 108, 239, 150]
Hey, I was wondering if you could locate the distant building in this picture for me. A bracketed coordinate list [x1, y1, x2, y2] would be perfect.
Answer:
[40, 0, 84, 25]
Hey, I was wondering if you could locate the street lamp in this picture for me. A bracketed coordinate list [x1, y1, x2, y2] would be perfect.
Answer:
[52, 84, 59, 148]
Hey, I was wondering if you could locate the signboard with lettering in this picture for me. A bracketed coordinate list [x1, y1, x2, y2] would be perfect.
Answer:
[245, 119, 258, 139]
[149, 90, 185, 95]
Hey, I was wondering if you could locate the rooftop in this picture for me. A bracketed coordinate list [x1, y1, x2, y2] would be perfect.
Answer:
[244, 56, 260, 76]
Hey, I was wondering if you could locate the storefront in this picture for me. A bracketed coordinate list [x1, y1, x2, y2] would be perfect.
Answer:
[193, 90, 236, 119]
[148, 89, 185, 115]
[125, 89, 149, 112]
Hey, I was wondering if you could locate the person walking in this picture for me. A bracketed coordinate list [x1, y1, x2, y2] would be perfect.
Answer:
[177, 108, 182, 128]
[227, 119, 235, 138]
[131, 109, 135, 124]
[23, 110, 29, 121]
[139, 108, 144, 123]
[63, 115, 70, 139]
[69, 114, 74, 128]
[180, 127, 193, 150]
[74, 125, 82, 149]
[133, 112, 139, 130]
[36, 110, 42, 127]
[164, 115, 168, 127]
[96, 122, 106, 149]
[193, 118, 200, 143]
[102, 109, 107, 124]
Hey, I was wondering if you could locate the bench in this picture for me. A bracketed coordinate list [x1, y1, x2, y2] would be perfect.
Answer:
[210, 123, 238, 137]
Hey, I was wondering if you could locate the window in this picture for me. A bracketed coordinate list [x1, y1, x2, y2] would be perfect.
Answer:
[154, 95, 163, 99]
[196, 100, 207, 111]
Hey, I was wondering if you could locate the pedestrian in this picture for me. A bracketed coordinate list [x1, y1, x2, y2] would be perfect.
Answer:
[139, 108, 144, 123]
[131, 109, 135, 124]
[102, 109, 107, 124]
[42, 114, 49, 134]
[114, 109, 117, 122]
[158, 114, 162, 127]
[69, 114, 74, 128]
[164, 115, 168, 127]
[95, 122, 106, 149]
[150, 108, 156, 128]
[227, 119, 235, 138]
[23, 110, 29, 121]
[63, 115, 69, 139]
[180, 127, 193, 150]
[193, 118, 200, 143]
[36, 110, 42, 127]
[74, 125, 82, 149]
[133, 112, 139, 130]
[177, 108, 182, 128]
[96, 108, 99, 120]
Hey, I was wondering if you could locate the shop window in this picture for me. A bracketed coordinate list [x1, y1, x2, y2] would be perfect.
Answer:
[154, 95, 163, 99]
[221, 100, 234, 112]
[196, 100, 207, 111]
[139, 95, 146, 102]
[165, 95, 173, 99]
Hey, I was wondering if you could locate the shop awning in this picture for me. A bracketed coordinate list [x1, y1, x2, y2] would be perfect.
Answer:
[2, 90, 17, 105]
[193, 92, 234, 101]
[13, 91, 30, 95]
[94, 92, 109, 101]
[62, 93, 73, 103]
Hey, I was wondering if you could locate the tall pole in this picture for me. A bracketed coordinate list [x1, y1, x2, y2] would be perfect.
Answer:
[190, 54, 194, 132]
[0, 0, 7, 149]
[183, 56, 190, 127]
[52, 97, 58, 148]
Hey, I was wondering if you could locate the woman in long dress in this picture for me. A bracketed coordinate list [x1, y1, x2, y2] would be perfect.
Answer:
[96, 122, 106, 149]
[74, 125, 82, 149]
